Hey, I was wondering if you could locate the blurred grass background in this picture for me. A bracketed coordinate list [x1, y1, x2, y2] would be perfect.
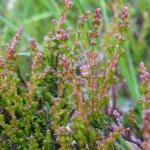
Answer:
[0, 0, 150, 110]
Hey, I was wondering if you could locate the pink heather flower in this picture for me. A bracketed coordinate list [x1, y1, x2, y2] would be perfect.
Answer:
[33, 52, 42, 67]
[143, 109, 150, 123]
[139, 61, 145, 73]
[139, 62, 150, 84]
[122, 6, 128, 19]
[142, 109, 150, 139]
[62, 57, 69, 68]
[0, 58, 4, 68]
[37, 52, 42, 61]
[140, 72, 150, 83]
[7, 27, 24, 59]
[80, 65, 90, 77]
[44, 35, 50, 42]
[56, 30, 68, 40]
[95, 8, 101, 16]
[147, 89, 150, 101]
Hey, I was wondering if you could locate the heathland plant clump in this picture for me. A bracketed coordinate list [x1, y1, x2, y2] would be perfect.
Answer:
[0, 1, 150, 150]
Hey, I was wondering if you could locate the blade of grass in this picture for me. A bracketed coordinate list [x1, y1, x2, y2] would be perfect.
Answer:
[100, 0, 109, 29]
[23, 12, 51, 25]
[22, 0, 30, 19]
[118, 138, 131, 150]
[76, 0, 92, 28]
[125, 40, 140, 99]
[16, 52, 31, 57]
[119, 57, 135, 99]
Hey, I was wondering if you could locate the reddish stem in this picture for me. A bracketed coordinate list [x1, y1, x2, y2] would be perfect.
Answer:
[91, 77, 95, 111]
[74, 80, 86, 120]
[90, 51, 96, 111]
[57, 0, 69, 31]
[99, 79, 107, 99]
[99, 50, 118, 100]
[91, 99, 95, 112]
[112, 84, 117, 110]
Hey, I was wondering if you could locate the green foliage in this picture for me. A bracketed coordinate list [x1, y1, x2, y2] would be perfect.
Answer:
[0, 1, 150, 150]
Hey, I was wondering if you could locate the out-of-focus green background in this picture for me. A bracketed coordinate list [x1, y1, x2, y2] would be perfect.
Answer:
[0, 0, 150, 107]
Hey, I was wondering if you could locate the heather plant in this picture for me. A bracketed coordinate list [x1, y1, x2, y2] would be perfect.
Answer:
[0, 1, 150, 150]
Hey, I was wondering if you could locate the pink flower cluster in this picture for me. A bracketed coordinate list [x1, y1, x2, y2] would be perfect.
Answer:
[139, 62, 150, 84]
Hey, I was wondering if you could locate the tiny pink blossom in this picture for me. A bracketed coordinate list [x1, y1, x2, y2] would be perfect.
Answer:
[62, 57, 69, 68]
[80, 65, 90, 77]
[122, 6, 128, 19]
[37, 52, 42, 61]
